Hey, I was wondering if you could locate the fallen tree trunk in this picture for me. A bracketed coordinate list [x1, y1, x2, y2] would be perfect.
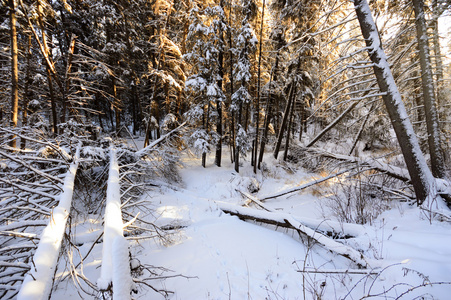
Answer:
[305, 147, 411, 183]
[98, 147, 132, 299]
[258, 168, 354, 201]
[135, 121, 186, 158]
[17, 144, 81, 300]
[237, 190, 364, 239]
[219, 203, 377, 269]
[307, 101, 359, 147]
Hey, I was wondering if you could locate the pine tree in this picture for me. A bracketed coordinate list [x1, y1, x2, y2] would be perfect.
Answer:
[185, 2, 226, 167]
[231, 0, 257, 172]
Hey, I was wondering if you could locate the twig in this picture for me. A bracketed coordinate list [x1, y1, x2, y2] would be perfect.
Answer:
[297, 269, 379, 275]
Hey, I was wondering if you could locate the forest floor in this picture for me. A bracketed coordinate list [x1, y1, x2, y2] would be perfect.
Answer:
[51, 146, 451, 299]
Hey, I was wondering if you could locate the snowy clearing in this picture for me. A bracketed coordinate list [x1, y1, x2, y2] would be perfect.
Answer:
[48, 151, 451, 299]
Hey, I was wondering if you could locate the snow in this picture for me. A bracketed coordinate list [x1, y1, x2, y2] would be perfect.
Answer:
[48, 150, 451, 299]
[98, 147, 127, 290]
[112, 236, 133, 300]
[17, 144, 81, 300]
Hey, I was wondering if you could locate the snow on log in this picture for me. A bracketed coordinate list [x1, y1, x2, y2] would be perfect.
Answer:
[219, 202, 378, 269]
[239, 190, 365, 239]
[97, 147, 132, 299]
[112, 236, 133, 299]
[17, 144, 81, 300]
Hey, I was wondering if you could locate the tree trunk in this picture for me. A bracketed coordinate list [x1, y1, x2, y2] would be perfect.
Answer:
[235, 103, 242, 173]
[431, 0, 444, 107]
[412, 0, 446, 179]
[253, 0, 266, 173]
[202, 102, 211, 168]
[354, 0, 434, 204]
[215, 99, 223, 167]
[349, 104, 374, 155]
[307, 101, 359, 147]
[131, 84, 138, 135]
[21, 34, 32, 149]
[9, 0, 19, 148]
[299, 101, 305, 142]
[273, 82, 295, 159]
[48, 68, 58, 136]
[283, 91, 295, 161]
[62, 35, 76, 124]
[113, 79, 121, 135]
[258, 34, 282, 168]
[215, 0, 225, 167]
[37, 1, 58, 135]
[258, 98, 271, 169]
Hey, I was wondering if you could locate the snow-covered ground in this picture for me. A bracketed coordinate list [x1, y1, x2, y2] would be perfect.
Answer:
[51, 151, 451, 299]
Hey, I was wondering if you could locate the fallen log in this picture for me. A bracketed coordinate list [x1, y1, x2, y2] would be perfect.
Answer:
[135, 122, 186, 158]
[97, 147, 133, 299]
[257, 168, 354, 202]
[17, 143, 81, 300]
[306, 147, 410, 183]
[237, 190, 364, 239]
[218, 203, 378, 269]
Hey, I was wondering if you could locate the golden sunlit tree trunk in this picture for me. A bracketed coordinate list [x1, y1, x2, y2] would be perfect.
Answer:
[9, 0, 19, 148]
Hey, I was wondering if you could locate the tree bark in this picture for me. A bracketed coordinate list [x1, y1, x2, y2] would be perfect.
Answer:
[283, 87, 296, 161]
[21, 34, 32, 149]
[62, 35, 76, 124]
[307, 101, 359, 147]
[202, 102, 211, 168]
[235, 103, 242, 173]
[215, 0, 225, 168]
[412, 0, 446, 179]
[431, 0, 444, 107]
[258, 32, 283, 168]
[37, 1, 58, 135]
[354, 0, 434, 204]
[253, 0, 266, 173]
[273, 82, 295, 159]
[9, 0, 19, 148]
[349, 104, 374, 155]
[219, 203, 370, 268]
[113, 79, 121, 135]
[228, 1, 235, 165]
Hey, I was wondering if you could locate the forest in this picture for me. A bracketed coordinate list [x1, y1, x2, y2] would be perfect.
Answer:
[1, 0, 451, 299]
